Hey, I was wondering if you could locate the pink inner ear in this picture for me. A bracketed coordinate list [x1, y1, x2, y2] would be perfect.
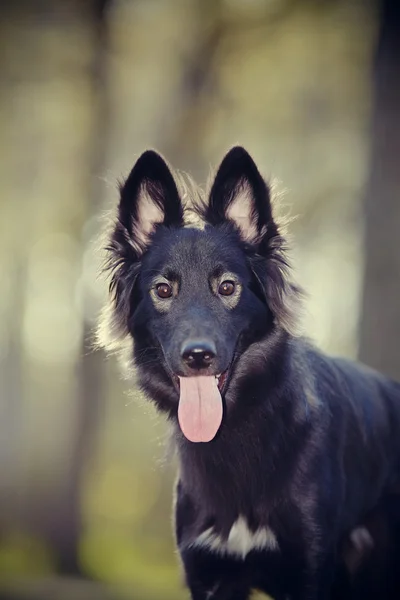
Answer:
[135, 190, 164, 244]
[226, 184, 257, 241]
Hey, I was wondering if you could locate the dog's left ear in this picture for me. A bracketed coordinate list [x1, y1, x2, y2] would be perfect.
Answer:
[206, 147, 301, 335]
[206, 146, 277, 244]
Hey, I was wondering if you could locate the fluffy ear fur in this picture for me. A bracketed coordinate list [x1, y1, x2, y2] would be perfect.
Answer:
[119, 149, 183, 252]
[98, 150, 184, 351]
[206, 146, 276, 244]
[205, 146, 302, 334]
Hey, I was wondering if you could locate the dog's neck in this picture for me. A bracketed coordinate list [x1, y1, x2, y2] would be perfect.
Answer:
[175, 335, 311, 521]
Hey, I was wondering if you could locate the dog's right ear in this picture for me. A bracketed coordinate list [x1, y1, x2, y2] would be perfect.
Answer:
[118, 150, 184, 255]
[98, 151, 183, 352]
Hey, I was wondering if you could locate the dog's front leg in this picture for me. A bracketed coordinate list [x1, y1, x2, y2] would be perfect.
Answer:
[188, 578, 250, 600]
[180, 547, 250, 600]
[313, 551, 337, 600]
[287, 577, 332, 600]
[284, 549, 336, 600]
[303, 557, 336, 600]
[175, 484, 250, 599]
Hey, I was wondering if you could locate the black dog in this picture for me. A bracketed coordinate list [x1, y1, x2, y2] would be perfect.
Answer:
[98, 146, 400, 599]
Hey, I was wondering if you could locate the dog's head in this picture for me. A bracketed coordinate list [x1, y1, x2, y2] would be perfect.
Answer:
[98, 147, 300, 442]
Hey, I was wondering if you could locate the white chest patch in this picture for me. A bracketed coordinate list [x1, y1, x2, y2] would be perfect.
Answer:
[192, 516, 279, 559]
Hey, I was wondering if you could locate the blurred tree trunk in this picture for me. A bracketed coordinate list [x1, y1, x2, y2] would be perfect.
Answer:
[47, 0, 110, 576]
[358, 0, 400, 379]
[0, 0, 110, 577]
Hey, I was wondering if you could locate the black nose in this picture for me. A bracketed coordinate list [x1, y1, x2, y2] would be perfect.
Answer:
[181, 339, 216, 370]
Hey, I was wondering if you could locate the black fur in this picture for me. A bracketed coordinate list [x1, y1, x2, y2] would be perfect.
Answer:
[332, 488, 400, 599]
[98, 147, 400, 599]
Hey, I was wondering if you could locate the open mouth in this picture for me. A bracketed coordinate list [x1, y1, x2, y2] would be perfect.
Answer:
[173, 369, 229, 393]
[215, 370, 228, 392]
[174, 369, 229, 444]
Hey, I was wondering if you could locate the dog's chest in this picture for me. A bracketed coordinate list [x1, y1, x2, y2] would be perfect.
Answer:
[191, 515, 279, 559]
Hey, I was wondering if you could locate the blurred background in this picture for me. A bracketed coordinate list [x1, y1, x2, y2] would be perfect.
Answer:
[0, 0, 399, 598]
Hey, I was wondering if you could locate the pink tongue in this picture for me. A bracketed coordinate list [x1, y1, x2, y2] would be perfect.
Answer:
[178, 376, 223, 443]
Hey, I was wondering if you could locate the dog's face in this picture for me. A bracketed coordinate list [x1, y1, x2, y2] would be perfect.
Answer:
[139, 226, 268, 378]
[100, 147, 298, 442]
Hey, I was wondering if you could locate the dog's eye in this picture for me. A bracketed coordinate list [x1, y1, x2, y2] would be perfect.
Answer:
[156, 283, 172, 299]
[218, 281, 235, 296]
